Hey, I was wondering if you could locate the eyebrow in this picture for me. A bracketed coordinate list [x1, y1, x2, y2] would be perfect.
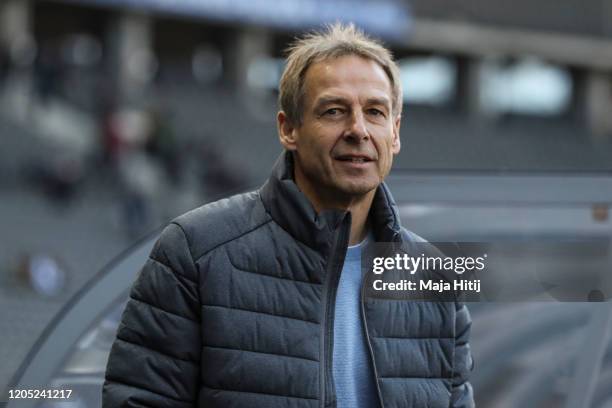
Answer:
[314, 96, 351, 108]
[365, 97, 391, 108]
[314, 95, 391, 109]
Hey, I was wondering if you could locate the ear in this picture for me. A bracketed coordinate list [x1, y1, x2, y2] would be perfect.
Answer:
[277, 111, 299, 151]
[392, 114, 401, 154]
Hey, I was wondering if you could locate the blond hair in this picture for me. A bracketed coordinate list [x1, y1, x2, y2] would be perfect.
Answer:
[279, 22, 402, 126]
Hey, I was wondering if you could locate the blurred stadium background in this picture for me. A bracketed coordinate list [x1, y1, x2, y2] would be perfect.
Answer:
[1, 0, 612, 407]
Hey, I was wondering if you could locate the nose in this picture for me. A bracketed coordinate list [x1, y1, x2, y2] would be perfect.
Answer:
[343, 111, 369, 142]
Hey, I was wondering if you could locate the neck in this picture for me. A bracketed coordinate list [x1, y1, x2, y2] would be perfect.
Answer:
[346, 196, 373, 245]
[293, 167, 375, 247]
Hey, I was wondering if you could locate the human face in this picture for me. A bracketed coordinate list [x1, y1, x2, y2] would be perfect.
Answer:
[278, 55, 401, 207]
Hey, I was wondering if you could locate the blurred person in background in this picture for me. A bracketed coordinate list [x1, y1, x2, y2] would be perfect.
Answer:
[114, 107, 164, 238]
[98, 99, 122, 168]
[0, 44, 8, 89]
[102, 23, 474, 408]
[34, 43, 63, 106]
[146, 107, 181, 186]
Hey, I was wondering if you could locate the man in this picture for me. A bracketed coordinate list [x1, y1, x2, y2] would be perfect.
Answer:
[103, 23, 474, 408]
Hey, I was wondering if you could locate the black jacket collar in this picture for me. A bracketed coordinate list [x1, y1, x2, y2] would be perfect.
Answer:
[260, 151, 402, 251]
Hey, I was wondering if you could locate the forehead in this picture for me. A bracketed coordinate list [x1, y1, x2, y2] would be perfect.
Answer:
[302, 55, 392, 105]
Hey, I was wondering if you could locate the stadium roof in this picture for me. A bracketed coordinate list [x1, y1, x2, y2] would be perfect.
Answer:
[409, 0, 612, 38]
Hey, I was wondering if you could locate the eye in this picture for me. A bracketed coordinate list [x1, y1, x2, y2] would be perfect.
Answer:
[367, 108, 385, 117]
[324, 108, 343, 116]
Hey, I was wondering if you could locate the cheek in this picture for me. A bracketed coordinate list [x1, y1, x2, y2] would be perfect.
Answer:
[373, 132, 395, 156]
[305, 134, 334, 159]
[298, 138, 329, 171]
[376, 139, 396, 174]
[302, 138, 325, 160]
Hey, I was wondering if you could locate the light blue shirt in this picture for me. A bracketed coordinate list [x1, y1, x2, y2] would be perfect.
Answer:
[332, 238, 379, 407]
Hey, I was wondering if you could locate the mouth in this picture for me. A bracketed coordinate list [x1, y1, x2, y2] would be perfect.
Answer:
[335, 155, 375, 163]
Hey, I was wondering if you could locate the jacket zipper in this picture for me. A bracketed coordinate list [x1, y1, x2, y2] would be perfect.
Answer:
[361, 258, 385, 407]
[320, 216, 350, 408]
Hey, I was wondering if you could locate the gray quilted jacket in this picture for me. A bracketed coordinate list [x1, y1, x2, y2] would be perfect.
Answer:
[102, 151, 475, 407]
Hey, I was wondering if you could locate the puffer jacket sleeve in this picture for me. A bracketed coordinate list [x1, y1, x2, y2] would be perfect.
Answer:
[451, 301, 475, 408]
[102, 222, 201, 407]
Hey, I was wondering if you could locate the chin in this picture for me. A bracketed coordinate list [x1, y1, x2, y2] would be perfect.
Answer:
[334, 180, 379, 196]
